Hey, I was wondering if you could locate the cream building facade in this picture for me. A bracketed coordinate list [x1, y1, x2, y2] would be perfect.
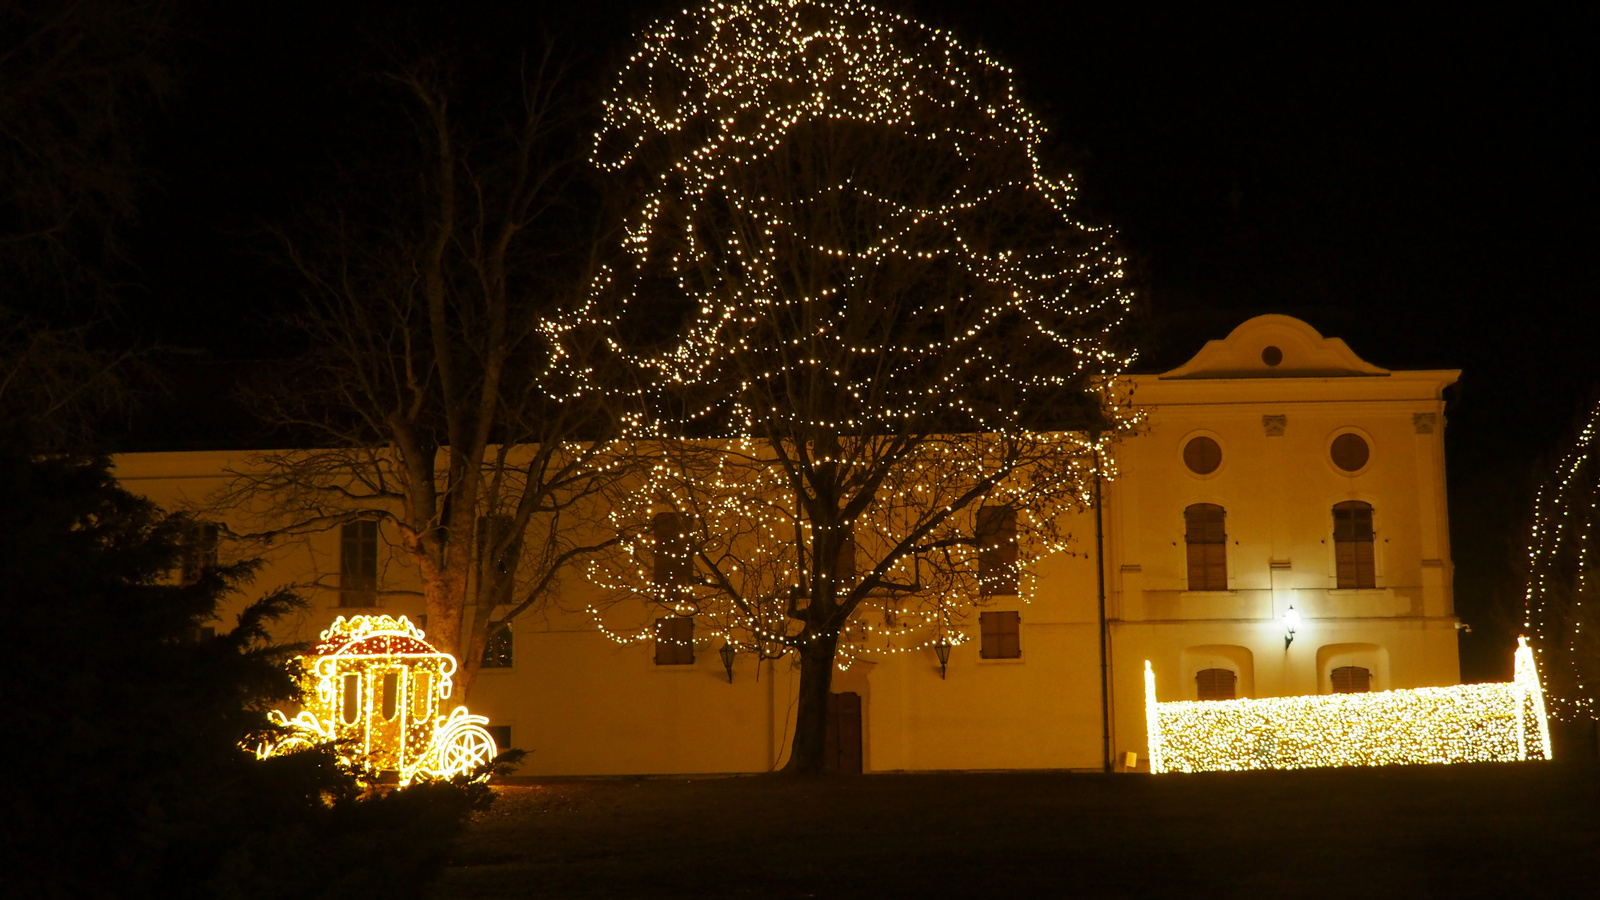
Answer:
[117, 315, 1462, 774]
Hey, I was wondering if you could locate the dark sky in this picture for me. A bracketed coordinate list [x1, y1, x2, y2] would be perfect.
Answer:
[122, 1, 1591, 676]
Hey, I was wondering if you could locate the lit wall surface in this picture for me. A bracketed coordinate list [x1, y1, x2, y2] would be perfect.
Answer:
[1145, 638, 1551, 773]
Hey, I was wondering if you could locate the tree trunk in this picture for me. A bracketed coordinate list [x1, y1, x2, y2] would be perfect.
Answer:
[783, 629, 838, 773]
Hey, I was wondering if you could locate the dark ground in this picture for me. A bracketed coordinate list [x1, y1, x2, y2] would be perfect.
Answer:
[436, 762, 1598, 898]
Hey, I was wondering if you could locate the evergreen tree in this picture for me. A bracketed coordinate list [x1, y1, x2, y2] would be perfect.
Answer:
[0, 441, 493, 898]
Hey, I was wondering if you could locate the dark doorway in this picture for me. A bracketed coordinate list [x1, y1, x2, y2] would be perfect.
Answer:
[824, 691, 863, 773]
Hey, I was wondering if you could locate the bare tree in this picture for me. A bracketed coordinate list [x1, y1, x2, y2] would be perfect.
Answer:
[1, 0, 173, 316]
[223, 49, 630, 695]
[586, 0, 1132, 772]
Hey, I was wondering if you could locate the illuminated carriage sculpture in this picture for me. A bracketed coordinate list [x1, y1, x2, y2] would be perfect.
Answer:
[258, 615, 498, 784]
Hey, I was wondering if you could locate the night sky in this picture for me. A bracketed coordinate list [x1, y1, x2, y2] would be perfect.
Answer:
[119, 1, 1591, 677]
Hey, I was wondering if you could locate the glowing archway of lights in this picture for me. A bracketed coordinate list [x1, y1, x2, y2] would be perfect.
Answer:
[256, 615, 498, 785]
[1144, 638, 1552, 773]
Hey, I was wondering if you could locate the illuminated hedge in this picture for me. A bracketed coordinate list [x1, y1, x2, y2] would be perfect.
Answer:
[1144, 638, 1552, 773]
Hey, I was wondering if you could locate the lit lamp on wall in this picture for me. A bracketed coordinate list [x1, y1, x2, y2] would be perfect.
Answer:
[934, 636, 951, 679]
[720, 640, 736, 683]
[1283, 605, 1301, 649]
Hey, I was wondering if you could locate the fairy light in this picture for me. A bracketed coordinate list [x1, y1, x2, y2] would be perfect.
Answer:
[256, 615, 499, 784]
[562, 0, 1133, 670]
[1523, 398, 1600, 722]
[1144, 638, 1553, 773]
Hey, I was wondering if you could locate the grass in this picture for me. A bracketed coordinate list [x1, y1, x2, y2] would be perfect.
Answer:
[434, 762, 1599, 898]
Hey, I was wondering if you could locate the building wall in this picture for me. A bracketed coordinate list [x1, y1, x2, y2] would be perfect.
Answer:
[115, 315, 1464, 775]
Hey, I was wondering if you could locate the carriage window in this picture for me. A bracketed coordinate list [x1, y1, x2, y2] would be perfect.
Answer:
[1333, 501, 1376, 589]
[1184, 504, 1228, 591]
[382, 672, 399, 720]
[1331, 665, 1372, 693]
[1196, 668, 1237, 701]
[342, 674, 361, 724]
[412, 672, 432, 718]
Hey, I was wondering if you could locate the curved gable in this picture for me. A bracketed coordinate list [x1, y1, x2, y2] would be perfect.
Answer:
[1160, 315, 1388, 379]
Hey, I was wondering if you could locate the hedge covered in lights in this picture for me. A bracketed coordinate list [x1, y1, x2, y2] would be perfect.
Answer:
[1144, 638, 1552, 773]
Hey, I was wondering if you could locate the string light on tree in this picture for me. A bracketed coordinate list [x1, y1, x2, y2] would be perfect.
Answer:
[568, 0, 1133, 771]
[1523, 398, 1600, 722]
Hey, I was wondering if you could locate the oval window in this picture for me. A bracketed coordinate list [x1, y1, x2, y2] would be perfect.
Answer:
[1331, 433, 1370, 472]
[1183, 436, 1222, 475]
[1261, 345, 1283, 367]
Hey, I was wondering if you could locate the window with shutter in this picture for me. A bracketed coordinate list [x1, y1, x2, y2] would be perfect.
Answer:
[486, 725, 512, 752]
[1332, 501, 1376, 589]
[834, 524, 856, 587]
[654, 616, 695, 665]
[1195, 667, 1237, 701]
[1331, 665, 1372, 693]
[1184, 504, 1228, 591]
[979, 610, 1021, 659]
[653, 512, 692, 589]
[481, 621, 513, 668]
[179, 520, 219, 586]
[477, 515, 518, 607]
[977, 506, 1018, 596]
[339, 520, 379, 607]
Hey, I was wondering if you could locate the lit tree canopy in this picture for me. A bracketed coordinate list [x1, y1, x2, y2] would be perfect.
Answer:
[581, 0, 1131, 772]
[1525, 398, 1600, 722]
[588, 0, 1129, 434]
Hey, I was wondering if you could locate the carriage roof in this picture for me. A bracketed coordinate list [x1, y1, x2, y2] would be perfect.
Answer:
[307, 615, 453, 664]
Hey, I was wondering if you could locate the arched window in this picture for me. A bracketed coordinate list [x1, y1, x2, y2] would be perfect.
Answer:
[1195, 668, 1237, 701]
[1184, 504, 1227, 591]
[1331, 665, 1372, 693]
[1333, 501, 1375, 589]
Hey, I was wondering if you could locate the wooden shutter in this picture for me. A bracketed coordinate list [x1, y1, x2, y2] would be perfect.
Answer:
[481, 621, 513, 668]
[1331, 665, 1372, 693]
[979, 610, 1021, 659]
[339, 520, 379, 607]
[1184, 504, 1227, 591]
[180, 520, 219, 585]
[1195, 668, 1237, 701]
[654, 616, 694, 665]
[653, 512, 692, 588]
[825, 692, 863, 773]
[1333, 502, 1376, 589]
[977, 506, 1019, 596]
[477, 515, 519, 607]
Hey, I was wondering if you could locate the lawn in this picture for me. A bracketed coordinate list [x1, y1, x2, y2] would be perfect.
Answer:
[434, 762, 1599, 898]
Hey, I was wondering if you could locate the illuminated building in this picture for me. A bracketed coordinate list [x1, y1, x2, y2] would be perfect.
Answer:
[124, 314, 1479, 775]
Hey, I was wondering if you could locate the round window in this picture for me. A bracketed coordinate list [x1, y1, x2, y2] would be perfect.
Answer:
[1183, 436, 1222, 475]
[1330, 433, 1370, 472]
[1261, 345, 1283, 367]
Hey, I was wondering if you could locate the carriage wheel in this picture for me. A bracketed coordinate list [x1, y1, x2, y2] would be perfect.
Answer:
[437, 724, 498, 779]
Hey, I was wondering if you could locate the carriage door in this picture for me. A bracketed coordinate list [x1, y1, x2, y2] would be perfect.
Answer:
[825, 691, 863, 773]
[372, 666, 406, 770]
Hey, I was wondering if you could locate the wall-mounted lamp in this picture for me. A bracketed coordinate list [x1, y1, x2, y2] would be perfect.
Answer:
[934, 637, 951, 679]
[1283, 605, 1301, 649]
[719, 641, 736, 683]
